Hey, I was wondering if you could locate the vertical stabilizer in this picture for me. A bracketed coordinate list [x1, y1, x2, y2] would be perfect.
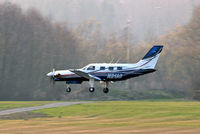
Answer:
[137, 45, 163, 69]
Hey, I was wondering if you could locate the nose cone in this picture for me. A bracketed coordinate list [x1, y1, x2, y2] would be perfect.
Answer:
[46, 72, 53, 77]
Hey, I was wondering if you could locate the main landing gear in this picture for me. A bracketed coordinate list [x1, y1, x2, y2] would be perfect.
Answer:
[89, 79, 95, 92]
[89, 79, 109, 93]
[66, 84, 71, 92]
[89, 87, 95, 92]
[103, 82, 109, 93]
[65, 80, 110, 93]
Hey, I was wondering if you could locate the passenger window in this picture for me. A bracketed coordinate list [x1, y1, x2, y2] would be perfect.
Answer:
[100, 66, 105, 70]
[117, 67, 122, 70]
[87, 66, 95, 70]
[108, 67, 114, 70]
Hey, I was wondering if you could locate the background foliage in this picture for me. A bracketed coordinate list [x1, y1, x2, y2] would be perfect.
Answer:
[0, 2, 199, 100]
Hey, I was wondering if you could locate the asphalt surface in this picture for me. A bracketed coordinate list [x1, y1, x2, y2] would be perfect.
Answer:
[0, 102, 93, 116]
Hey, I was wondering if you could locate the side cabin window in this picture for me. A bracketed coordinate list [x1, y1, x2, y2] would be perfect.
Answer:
[117, 67, 122, 70]
[87, 66, 95, 70]
[108, 67, 114, 71]
[100, 66, 105, 70]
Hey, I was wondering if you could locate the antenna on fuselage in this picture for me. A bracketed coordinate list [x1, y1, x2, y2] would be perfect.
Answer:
[115, 58, 121, 64]
[109, 57, 115, 63]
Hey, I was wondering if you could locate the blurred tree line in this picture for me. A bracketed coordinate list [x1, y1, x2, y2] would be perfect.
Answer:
[0, 2, 199, 100]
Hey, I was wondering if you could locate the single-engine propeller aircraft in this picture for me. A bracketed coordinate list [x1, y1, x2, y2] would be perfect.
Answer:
[47, 45, 163, 93]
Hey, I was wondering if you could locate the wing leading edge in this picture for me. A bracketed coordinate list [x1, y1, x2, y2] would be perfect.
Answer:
[69, 69, 102, 81]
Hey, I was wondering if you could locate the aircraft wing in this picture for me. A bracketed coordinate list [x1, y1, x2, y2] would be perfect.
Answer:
[69, 69, 102, 81]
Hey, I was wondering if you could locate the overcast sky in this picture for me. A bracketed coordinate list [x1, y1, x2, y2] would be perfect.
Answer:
[1, 0, 200, 41]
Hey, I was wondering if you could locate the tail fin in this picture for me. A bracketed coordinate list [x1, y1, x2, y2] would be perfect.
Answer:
[137, 45, 163, 69]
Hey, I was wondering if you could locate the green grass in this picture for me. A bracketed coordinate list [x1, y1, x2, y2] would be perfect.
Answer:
[1, 101, 200, 133]
[31, 101, 200, 129]
[0, 101, 54, 111]
[33, 101, 200, 122]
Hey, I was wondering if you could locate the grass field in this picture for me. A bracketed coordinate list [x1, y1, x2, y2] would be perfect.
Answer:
[0, 101, 53, 111]
[0, 101, 200, 134]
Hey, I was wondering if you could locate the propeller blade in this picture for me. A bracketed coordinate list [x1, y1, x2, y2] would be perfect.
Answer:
[49, 77, 56, 86]
[53, 79, 55, 86]
[48, 67, 56, 86]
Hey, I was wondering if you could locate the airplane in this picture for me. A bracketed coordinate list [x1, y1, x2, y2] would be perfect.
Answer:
[46, 45, 163, 93]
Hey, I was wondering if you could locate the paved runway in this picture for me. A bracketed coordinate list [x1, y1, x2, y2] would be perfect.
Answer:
[0, 102, 93, 116]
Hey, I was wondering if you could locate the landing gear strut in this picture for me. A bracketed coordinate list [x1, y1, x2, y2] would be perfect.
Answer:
[89, 79, 95, 92]
[66, 84, 71, 92]
[103, 82, 109, 93]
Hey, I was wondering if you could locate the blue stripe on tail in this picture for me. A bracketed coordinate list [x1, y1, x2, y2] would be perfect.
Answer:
[142, 45, 163, 60]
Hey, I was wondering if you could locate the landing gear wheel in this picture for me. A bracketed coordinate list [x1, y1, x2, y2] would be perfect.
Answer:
[103, 88, 109, 93]
[89, 87, 95, 92]
[66, 87, 71, 92]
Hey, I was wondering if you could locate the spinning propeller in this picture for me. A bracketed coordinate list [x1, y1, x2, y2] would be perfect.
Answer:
[47, 68, 56, 85]
[47, 68, 61, 85]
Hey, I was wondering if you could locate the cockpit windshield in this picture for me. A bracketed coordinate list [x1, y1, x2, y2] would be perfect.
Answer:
[82, 66, 87, 70]
[87, 66, 95, 70]
[82, 65, 95, 70]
